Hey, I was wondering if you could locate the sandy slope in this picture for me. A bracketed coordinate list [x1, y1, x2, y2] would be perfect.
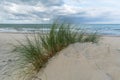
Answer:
[0, 33, 120, 80]
[0, 33, 25, 80]
[37, 37, 120, 80]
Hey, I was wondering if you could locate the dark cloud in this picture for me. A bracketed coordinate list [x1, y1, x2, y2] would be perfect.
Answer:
[57, 15, 111, 24]
[39, 0, 63, 6]
[2, 0, 36, 5]
[3, 0, 63, 6]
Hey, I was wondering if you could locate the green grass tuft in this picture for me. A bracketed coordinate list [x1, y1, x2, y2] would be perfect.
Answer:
[12, 22, 100, 80]
[13, 34, 48, 72]
[83, 32, 100, 43]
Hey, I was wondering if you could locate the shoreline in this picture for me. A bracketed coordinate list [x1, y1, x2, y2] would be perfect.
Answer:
[0, 32, 120, 37]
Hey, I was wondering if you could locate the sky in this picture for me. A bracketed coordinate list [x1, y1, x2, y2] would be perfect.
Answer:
[0, 0, 120, 24]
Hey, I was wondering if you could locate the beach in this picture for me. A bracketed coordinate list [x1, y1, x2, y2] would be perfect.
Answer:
[0, 33, 120, 80]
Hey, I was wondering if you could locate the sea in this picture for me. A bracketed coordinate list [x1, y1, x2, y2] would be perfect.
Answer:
[0, 24, 120, 36]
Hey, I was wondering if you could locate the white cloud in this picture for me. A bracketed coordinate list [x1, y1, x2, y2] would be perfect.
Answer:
[0, 1, 51, 23]
[50, 4, 82, 15]
[3, 2, 46, 14]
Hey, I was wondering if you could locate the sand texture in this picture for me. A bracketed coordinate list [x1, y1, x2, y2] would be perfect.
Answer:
[0, 33, 120, 80]
[37, 36, 120, 80]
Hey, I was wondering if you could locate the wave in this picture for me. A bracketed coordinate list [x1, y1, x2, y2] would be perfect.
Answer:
[0, 24, 120, 36]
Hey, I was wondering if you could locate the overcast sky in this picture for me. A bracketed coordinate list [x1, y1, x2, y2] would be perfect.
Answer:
[0, 0, 120, 24]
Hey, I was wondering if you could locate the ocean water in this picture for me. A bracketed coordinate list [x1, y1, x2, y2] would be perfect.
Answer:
[0, 24, 120, 36]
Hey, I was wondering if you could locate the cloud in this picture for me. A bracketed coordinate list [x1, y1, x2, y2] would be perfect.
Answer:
[1, 0, 120, 23]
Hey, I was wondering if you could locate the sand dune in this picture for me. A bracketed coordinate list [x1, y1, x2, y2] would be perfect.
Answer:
[37, 37, 120, 80]
[0, 33, 120, 80]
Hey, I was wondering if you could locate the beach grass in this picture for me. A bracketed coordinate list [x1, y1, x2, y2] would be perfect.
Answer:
[12, 22, 99, 80]
[83, 32, 100, 43]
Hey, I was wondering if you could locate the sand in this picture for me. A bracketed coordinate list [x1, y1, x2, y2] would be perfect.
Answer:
[0, 33, 120, 80]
